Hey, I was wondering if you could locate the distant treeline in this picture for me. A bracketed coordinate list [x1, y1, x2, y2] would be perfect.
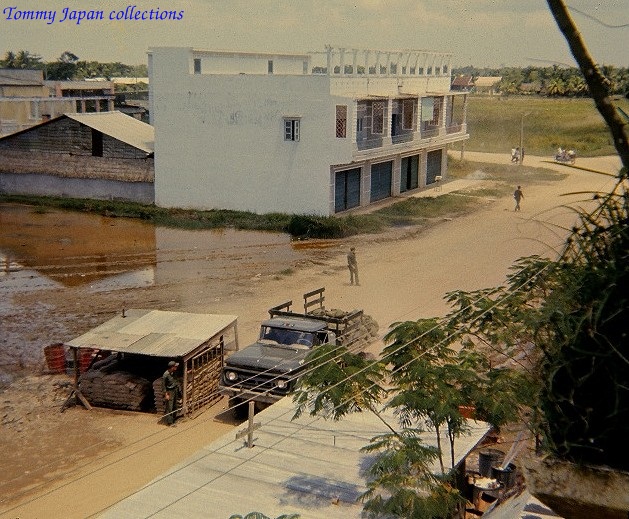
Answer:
[3, 49, 628, 98]
[0, 49, 148, 81]
[454, 64, 629, 98]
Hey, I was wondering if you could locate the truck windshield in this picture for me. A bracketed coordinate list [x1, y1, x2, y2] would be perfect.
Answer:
[260, 326, 315, 347]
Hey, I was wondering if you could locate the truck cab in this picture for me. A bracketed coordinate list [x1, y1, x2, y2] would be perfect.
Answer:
[220, 317, 336, 405]
[219, 288, 368, 415]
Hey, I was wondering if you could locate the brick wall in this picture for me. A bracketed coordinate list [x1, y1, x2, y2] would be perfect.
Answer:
[0, 150, 154, 183]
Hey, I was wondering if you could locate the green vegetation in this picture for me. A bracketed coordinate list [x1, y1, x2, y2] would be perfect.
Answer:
[0, 49, 147, 80]
[454, 64, 629, 98]
[463, 95, 629, 156]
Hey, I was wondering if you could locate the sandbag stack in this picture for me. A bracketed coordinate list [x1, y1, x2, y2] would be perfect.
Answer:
[79, 370, 152, 411]
[152, 377, 166, 414]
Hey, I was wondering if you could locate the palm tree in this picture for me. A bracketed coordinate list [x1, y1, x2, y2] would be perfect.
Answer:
[546, 77, 566, 96]
[1, 50, 17, 68]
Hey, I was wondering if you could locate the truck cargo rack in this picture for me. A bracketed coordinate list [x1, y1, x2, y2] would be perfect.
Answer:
[268, 287, 366, 347]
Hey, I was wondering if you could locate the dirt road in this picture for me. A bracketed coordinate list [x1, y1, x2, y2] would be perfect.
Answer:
[0, 153, 621, 519]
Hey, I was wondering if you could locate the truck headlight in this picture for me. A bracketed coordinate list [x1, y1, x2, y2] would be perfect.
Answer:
[275, 379, 288, 389]
[225, 371, 238, 382]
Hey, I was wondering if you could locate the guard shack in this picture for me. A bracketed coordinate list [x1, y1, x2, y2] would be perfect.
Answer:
[64, 309, 239, 418]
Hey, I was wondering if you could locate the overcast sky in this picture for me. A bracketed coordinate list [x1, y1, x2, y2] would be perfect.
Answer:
[1, 0, 627, 68]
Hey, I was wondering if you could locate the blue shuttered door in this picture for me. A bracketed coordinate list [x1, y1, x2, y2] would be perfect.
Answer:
[335, 168, 361, 213]
[400, 155, 419, 192]
[426, 149, 443, 184]
[370, 161, 392, 202]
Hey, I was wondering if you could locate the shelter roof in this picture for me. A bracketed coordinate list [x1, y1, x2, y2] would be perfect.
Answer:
[0, 111, 154, 154]
[65, 111, 154, 153]
[474, 76, 502, 87]
[101, 396, 492, 518]
[66, 309, 237, 358]
[451, 75, 474, 87]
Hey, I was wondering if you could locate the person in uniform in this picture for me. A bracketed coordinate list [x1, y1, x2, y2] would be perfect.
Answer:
[162, 360, 181, 425]
[347, 247, 359, 285]
[513, 185, 524, 212]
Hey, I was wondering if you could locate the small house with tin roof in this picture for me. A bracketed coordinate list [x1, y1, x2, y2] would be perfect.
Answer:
[0, 110, 154, 203]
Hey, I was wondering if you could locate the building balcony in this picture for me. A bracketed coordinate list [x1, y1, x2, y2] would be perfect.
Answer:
[353, 123, 467, 155]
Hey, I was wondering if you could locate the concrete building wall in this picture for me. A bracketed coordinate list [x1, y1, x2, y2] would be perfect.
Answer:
[151, 48, 351, 215]
[0, 172, 154, 203]
[0, 98, 77, 135]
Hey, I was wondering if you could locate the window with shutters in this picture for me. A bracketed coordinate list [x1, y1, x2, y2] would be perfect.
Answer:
[284, 118, 300, 141]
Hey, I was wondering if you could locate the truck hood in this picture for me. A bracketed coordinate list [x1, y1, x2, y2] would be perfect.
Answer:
[226, 341, 308, 372]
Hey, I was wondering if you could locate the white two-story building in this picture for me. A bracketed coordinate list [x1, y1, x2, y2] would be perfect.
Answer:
[148, 46, 469, 216]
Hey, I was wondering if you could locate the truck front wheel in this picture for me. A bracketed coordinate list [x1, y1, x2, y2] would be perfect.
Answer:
[229, 396, 248, 419]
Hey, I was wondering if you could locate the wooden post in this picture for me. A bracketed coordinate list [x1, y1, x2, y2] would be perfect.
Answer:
[235, 401, 261, 448]
[61, 347, 92, 412]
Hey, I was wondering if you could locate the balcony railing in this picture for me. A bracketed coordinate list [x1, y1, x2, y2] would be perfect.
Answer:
[356, 136, 384, 151]
[391, 133, 414, 145]
[420, 128, 440, 138]
[446, 123, 463, 134]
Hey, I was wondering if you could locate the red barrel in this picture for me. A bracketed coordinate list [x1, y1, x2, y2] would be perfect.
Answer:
[79, 348, 96, 373]
[44, 343, 66, 374]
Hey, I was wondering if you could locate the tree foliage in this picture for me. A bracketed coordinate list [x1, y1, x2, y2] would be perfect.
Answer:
[454, 63, 629, 98]
[293, 310, 535, 517]
[0, 49, 148, 80]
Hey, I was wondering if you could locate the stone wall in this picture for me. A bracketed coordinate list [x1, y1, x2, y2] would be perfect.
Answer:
[0, 150, 154, 183]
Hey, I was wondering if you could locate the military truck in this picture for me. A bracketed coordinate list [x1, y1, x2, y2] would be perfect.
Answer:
[219, 287, 373, 413]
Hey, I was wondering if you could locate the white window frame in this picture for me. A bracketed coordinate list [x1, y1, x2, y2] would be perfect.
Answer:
[284, 118, 300, 141]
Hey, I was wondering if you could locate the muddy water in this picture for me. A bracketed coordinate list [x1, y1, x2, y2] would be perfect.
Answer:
[1, 203, 338, 380]
[0, 203, 308, 294]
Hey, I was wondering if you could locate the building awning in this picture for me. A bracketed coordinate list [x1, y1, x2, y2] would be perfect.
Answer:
[66, 309, 238, 358]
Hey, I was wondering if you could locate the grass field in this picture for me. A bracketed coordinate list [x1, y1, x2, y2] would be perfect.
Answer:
[462, 95, 629, 157]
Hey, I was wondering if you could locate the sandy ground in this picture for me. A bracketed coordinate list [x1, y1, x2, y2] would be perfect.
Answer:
[0, 152, 622, 519]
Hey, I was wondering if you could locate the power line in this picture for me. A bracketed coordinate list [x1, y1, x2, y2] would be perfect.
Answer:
[94, 256, 555, 517]
[568, 4, 629, 29]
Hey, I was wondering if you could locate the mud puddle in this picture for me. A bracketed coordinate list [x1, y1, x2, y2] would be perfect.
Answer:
[0, 203, 312, 294]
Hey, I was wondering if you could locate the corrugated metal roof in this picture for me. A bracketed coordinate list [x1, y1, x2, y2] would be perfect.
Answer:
[101, 397, 492, 519]
[65, 111, 154, 154]
[66, 309, 238, 358]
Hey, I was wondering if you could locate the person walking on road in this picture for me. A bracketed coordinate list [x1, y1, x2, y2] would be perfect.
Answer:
[347, 247, 359, 285]
[513, 185, 524, 211]
[162, 360, 181, 426]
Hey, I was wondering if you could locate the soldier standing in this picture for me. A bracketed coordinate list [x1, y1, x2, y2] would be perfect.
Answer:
[162, 360, 181, 425]
[347, 247, 359, 285]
